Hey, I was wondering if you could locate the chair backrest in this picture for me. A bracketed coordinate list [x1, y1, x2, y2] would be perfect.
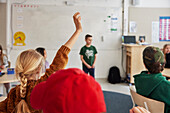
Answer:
[130, 86, 165, 113]
[8, 61, 11, 68]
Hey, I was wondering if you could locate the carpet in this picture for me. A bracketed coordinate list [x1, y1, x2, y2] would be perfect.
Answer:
[103, 91, 133, 113]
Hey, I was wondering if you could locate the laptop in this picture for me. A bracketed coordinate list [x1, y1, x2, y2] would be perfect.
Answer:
[123, 36, 136, 44]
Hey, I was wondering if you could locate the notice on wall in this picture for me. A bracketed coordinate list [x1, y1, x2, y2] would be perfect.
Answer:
[13, 31, 26, 46]
[110, 14, 118, 32]
[152, 21, 159, 43]
[106, 13, 118, 32]
[159, 16, 170, 41]
[13, 4, 39, 45]
[129, 21, 137, 33]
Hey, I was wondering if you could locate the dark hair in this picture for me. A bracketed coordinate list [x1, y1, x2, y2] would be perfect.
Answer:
[36, 47, 45, 57]
[144, 61, 165, 74]
[85, 34, 92, 40]
[143, 47, 165, 74]
[163, 44, 170, 55]
[0, 45, 2, 53]
[0, 45, 4, 63]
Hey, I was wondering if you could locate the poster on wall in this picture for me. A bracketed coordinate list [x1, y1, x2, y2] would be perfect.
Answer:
[110, 14, 118, 32]
[106, 13, 118, 32]
[13, 31, 26, 46]
[159, 16, 170, 41]
[152, 21, 159, 43]
[129, 21, 137, 33]
[12, 4, 39, 46]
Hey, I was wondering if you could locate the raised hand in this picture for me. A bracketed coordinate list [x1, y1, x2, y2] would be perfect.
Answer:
[73, 12, 82, 32]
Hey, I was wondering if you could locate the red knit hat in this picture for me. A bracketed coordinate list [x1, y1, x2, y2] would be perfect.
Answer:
[30, 68, 106, 113]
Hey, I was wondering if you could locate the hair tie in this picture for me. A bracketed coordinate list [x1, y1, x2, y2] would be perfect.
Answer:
[21, 97, 25, 100]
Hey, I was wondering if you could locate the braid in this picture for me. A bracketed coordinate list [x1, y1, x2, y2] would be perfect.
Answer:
[20, 74, 28, 99]
[15, 73, 31, 113]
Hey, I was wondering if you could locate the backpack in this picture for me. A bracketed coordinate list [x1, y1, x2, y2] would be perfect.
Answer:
[108, 66, 121, 84]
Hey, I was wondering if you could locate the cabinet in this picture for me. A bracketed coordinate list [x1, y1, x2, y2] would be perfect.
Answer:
[123, 44, 147, 83]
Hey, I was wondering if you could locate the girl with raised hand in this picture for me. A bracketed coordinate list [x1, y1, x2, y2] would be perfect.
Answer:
[0, 12, 82, 113]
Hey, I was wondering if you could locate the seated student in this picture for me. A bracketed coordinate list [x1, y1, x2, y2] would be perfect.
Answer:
[134, 47, 170, 113]
[30, 68, 106, 113]
[0, 45, 10, 94]
[163, 44, 170, 68]
[0, 12, 82, 113]
[36, 47, 49, 71]
[0, 45, 8, 69]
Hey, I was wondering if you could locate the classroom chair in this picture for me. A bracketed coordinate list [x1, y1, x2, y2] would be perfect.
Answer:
[129, 86, 165, 113]
[7, 61, 11, 68]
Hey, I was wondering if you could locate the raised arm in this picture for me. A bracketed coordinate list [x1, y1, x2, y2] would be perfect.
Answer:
[37, 12, 82, 82]
[64, 12, 82, 49]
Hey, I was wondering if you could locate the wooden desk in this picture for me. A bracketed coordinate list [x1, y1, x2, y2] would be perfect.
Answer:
[0, 74, 18, 84]
[0, 68, 18, 83]
[123, 44, 148, 83]
[0, 96, 6, 102]
[162, 68, 170, 78]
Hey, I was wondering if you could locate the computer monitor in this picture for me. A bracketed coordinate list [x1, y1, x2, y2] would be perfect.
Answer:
[123, 36, 136, 44]
[139, 36, 145, 42]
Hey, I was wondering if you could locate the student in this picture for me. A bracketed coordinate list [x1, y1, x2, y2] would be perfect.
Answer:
[163, 44, 170, 55]
[163, 44, 170, 68]
[80, 34, 97, 78]
[0, 45, 10, 94]
[0, 45, 8, 69]
[30, 68, 106, 113]
[134, 47, 170, 113]
[36, 47, 50, 70]
[0, 12, 82, 113]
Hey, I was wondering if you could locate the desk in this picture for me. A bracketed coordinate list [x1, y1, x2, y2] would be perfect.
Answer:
[0, 74, 18, 84]
[0, 68, 18, 84]
[123, 44, 148, 83]
[162, 68, 170, 78]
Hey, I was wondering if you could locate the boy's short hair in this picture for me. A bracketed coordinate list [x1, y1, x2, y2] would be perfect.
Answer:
[85, 34, 92, 40]
[36, 47, 45, 57]
[143, 47, 165, 74]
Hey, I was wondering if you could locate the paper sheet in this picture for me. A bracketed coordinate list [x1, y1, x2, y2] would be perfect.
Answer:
[152, 21, 159, 43]
[129, 21, 137, 33]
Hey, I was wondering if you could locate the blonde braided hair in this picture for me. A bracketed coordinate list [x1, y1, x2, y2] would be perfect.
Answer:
[14, 49, 44, 113]
[20, 74, 27, 99]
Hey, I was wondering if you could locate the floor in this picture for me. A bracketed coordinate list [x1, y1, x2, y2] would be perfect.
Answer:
[96, 78, 131, 95]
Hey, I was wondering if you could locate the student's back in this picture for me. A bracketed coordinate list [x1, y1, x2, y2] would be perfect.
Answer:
[134, 47, 170, 113]
[134, 72, 170, 113]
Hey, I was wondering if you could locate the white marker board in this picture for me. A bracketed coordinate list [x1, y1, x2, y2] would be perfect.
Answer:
[12, 4, 122, 50]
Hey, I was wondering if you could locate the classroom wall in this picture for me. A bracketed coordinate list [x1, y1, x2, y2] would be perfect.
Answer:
[128, 7, 170, 48]
[128, 0, 170, 8]
[7, 0, 124, 79]
[0, 3, 6, 50]
[3, 0, 170, 79]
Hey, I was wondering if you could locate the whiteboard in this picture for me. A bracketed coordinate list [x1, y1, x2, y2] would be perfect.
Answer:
[12, 4, 122, 50]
